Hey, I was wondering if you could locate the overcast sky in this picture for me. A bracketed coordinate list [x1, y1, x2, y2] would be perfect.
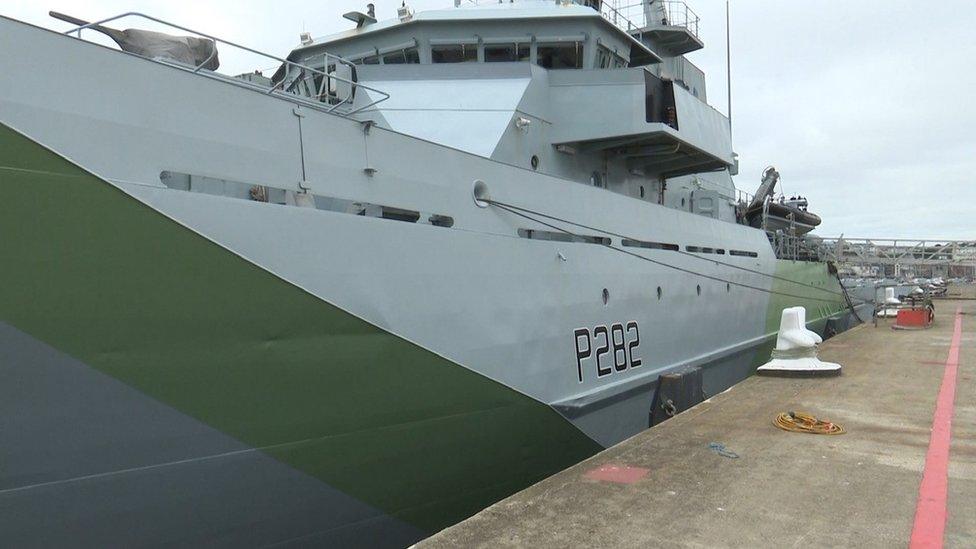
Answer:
[5, 1, 974, 240]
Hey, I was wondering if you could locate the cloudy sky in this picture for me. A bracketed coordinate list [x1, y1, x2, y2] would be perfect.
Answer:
[5, 1, 974, 239]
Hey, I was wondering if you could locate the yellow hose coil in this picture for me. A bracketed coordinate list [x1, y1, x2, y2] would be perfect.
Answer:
[774, 411, 846, 435]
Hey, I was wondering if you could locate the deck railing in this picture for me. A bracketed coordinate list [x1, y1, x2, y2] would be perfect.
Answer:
[459, 1, 700, 39]
[62, 12, 390, 117]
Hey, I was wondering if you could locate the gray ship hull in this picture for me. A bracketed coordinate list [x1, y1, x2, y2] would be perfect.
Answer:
[0, 16, 867, 545]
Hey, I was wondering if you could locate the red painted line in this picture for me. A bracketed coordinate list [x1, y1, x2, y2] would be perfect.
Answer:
[909, 306, 964, 549]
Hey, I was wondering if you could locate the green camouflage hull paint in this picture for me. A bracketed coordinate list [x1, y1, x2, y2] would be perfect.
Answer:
[0, 123, 602, 532]
[753, 260, 849, 365]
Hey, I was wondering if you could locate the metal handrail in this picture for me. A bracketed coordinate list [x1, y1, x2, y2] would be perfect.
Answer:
[459, 1, 700, 39]
[735, 188, 755, 205]
[600, 2, 644, 34]
[600, 1, 701, 38]
[658, 1, 700, 38]
[62, 12, 391, 117]
[300, 51, 366, 114]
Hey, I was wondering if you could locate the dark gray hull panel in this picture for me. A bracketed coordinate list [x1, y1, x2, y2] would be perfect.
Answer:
[0, 322, 425, 548]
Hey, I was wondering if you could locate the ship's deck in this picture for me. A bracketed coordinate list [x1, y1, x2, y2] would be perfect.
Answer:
[420, 285, 976, 548]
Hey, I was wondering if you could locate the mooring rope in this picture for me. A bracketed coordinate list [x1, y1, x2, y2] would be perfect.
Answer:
[486, 198, 870, 306]
[486, 198, 860, 301]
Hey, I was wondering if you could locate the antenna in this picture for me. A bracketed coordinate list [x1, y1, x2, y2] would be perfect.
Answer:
[726, 0, 733, 139]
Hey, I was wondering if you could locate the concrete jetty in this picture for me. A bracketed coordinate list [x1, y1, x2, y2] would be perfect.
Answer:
[421, 287, 976, 548]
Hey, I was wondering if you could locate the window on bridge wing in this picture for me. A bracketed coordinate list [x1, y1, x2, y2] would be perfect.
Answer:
[597, 45, 612, 68]
[485, 43, 530, 63]
[432, 44, 478, 63]
[537, 43, 583, 69]
[596, 45, 627, 69]
[382, 47, 420, 64]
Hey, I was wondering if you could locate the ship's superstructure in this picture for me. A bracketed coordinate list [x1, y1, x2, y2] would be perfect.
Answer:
[0, 2, 870, 546]
[278, 0, 738, 223]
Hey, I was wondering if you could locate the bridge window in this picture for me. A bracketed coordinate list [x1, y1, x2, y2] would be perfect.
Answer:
[596, 45, 627, 69]
[485, 43, 531, 63]
[537, 43, 583, 69]
[382, 47, 420, 64]
[432, 44, 478, 63]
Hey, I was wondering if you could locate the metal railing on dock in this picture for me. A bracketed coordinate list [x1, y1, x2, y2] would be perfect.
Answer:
[819, 238, 976, 275]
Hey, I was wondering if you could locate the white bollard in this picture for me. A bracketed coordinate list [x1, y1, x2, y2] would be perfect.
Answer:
[757, 306, 841, 376]
[877, 287, 901, 318]
[884, 287, 901, 304]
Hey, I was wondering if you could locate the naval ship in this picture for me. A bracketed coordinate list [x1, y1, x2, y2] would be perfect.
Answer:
[0, 1, 871, 546]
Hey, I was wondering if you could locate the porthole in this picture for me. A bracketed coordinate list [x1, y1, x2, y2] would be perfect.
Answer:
[697, 284, 702, 296]
[531, 155, 540, 170]
[602, 288, 610, 306]
[656, 286, 662, 300]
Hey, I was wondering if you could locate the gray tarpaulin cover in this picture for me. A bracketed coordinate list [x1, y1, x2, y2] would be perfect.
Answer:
[49, 12, 218, 69]
[108, 28, 220, 70]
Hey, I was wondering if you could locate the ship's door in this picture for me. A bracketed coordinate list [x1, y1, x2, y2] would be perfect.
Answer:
[691, 189, 719, 219]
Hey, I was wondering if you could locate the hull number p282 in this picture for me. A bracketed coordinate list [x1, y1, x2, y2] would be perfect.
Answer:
[574, 322, 642, 383]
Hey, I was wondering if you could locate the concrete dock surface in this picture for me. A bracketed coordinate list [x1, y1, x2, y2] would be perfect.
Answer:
[421, 290, 975, 548]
